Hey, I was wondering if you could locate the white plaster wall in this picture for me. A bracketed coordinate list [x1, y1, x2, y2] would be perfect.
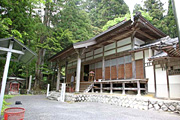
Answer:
[169, 75, 180, 99]
[145, 66, 155, 93]
[144, 49, 155, 93]
[135, 51, 143, 60]
[134, 38, 145, 46]
[144, 50, 149, 63]
[156, 68, 168, 98]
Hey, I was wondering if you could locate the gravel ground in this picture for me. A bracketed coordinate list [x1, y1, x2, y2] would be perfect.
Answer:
[3, 95, 180, 120]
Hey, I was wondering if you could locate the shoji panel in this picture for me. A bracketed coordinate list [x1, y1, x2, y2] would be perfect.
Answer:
[136, 59, 144, 79]
[111, 59, 117, 80]
[105, 67, 110, 80]
[125, 63, 132, 79]
[118, 64, 124, 79]
[105, 60, 110, 80]
[95, 68, 102, 80]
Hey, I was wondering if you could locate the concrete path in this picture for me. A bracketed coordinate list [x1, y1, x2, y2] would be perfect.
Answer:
[5, 95, 180, 120]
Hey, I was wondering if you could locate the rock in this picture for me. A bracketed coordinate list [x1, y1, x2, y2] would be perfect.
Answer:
[169, 105, 176, 111]
[161, 105, 168, 111]
[154, 104, 160, 110]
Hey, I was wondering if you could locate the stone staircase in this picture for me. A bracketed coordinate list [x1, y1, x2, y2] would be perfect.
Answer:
[79, 82, 93, 92]
[83, 83, 94, 93]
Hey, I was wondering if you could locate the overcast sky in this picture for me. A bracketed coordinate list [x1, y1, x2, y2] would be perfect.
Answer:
[124, 0, 169, 15]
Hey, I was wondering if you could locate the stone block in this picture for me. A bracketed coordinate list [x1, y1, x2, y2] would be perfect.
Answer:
[169, 105, 176, 111]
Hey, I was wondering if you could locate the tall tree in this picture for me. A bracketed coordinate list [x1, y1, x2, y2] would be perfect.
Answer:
[102, 11, 153, 31]
[84, 0, 129, 28]
[143, 0, 165, 29]
[161, 0, 177, 37]
[56, 0, 94, 42]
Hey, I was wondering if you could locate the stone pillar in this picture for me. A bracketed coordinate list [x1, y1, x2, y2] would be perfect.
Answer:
[75, 54, 81, 92]
[137, 80, 141, 96]
[56, 66, 61, 91]
[27, 75, 32, 93]
[122, 82, 125, 95]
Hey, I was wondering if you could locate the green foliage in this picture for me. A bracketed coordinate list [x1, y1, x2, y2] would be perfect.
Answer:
[102, 11, 152, 31]
[160, 0, 177, 37]
[56, 0, 94, 42]
[1, 95, 13, 114]
[83, 0, 129, 28]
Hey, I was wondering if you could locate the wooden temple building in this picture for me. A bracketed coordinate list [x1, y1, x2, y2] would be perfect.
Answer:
[49, 14, 180, 99]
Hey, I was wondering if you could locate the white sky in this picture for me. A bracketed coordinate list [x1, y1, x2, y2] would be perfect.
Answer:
[124, 0, 169, 15]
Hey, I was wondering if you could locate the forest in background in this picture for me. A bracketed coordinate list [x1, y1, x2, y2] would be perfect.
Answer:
[0, 0, 178, 90]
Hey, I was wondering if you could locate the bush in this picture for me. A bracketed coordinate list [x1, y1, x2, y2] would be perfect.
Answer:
[1, 95, 13, 115]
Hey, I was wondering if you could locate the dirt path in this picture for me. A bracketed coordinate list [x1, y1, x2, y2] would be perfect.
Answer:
[5, 95, 180, 120]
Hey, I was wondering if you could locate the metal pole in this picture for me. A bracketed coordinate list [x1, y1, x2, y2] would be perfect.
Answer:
[172, 0, 180, 47]
[0, 41, 13, 113]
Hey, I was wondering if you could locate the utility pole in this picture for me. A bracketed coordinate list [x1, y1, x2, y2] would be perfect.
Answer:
[172, 0, 180, 47]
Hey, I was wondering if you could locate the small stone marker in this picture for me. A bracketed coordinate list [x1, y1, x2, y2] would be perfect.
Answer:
[60, 83, 66, 102]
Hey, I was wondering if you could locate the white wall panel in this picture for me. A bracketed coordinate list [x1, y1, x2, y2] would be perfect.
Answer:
[117, 37, 131, 47]
[86, 56, 93, 61]
[135, 38, 145, 46]
[145, 66, 155, 93]
[117, 45, 131, 53]
[104, 43, 115, 51]
[135, 51, 143, 60]
[94, 47, 103, 54]
[104, 49, 116, 56]
[156, 67, 168, 98]
[94, 53, 103, 59]
[86, 51, 93, 57]
[169, 75, 180, 99]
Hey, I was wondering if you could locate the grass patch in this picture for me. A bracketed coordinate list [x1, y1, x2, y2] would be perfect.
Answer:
[1, 95, 14, 115]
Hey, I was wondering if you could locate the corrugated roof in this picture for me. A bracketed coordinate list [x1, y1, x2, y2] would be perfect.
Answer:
[0, 37, 37, 63]
[149, 52, 168, 60]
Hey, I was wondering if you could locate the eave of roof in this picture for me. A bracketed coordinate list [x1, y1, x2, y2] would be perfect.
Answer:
[49, 14, 167, 62]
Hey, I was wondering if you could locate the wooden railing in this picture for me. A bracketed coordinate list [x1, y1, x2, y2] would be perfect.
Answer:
[92, 79, 148, 95]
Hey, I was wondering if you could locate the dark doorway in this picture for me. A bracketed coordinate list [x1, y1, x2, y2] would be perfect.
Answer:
[84, 64, 89, 81]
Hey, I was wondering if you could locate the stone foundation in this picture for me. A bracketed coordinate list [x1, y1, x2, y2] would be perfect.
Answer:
[65, 93, 180, 114]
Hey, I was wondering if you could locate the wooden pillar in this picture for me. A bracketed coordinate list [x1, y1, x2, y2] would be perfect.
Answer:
[153, 64, 157, 97]
[166, 63, 170, 99]
[75, 53, 81, 92]
[110, 58, 112, 80]
[122, 82, 125, 95]
[131, 31, 136, 79]
[65, 61, 68, 83]
[137, 80, 141, 96]
[110, 82, 113, 94]
[116, 41, 118, 80]
[100, 83, 103, 93]
[143, 50, 146, 78]
[123, 56, 126, 79]
[102, 46, 105, 80]
[102, 56, 105, 80]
